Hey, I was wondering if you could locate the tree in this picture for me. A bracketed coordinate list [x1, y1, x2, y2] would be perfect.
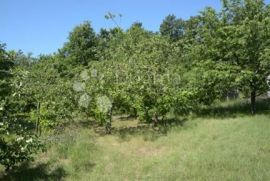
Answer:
[160, 14, 185, 41]
[97, 27, 124, 61]
[0, 43, 13, 100]
[189, 1, 270, 114]
[59, 21, 97, 66]
[83, 25, 194, 130]
[217, 0, 270, 114]
[8, 50, 35, 69]
[0, 44, 42, 171]
[186, 7, 235, 105]
[25, 55, 76, 134]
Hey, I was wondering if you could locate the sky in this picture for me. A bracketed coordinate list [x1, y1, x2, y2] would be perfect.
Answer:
[0, 0, 268, 56]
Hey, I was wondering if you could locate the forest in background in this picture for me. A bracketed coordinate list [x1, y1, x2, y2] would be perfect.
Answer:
[1, 0, 270, 174]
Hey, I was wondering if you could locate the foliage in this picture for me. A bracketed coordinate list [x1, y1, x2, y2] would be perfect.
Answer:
[25, 56, 76, 132]
[160, 14, 185, 41]
[190, 0, 270, 113]
[59, 21, 98, 66]
[78, 27, 194, 130]
[0, 46, 42, 170]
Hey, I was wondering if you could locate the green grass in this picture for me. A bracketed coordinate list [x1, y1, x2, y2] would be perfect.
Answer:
[1, 100, 270, 180]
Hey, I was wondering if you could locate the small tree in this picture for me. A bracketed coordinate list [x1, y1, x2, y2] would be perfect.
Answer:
[219, 0, 270, 114]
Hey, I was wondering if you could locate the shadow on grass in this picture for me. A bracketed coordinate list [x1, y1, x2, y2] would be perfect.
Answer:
[109, 117, 187, 142]
[196, 98, 270, 119]
[0, 162, 66, 181]
[114, 115, 137, 121]
[53, 118, 98, 136]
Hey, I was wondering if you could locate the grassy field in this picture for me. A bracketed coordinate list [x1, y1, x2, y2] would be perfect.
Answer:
[1, 100, 270, 181]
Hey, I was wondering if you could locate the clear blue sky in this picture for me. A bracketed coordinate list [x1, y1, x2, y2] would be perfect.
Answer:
[0, 0, 268, 56]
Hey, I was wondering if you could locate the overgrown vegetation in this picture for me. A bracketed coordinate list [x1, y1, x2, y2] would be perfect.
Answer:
[0, 0, 270, 179]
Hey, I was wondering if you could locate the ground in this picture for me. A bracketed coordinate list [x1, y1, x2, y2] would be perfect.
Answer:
[1, 99, 270, 181]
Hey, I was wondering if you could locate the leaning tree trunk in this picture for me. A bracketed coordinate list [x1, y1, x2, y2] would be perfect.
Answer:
[250, 90, 256, 115]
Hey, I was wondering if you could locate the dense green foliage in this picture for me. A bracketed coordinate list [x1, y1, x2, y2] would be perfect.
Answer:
[0, 44, 41, 170]
[1, 0, 270, 172]
[192, 1, 270, 113]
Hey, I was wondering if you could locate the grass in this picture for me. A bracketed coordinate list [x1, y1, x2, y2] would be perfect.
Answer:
[1, 99, 270, 180]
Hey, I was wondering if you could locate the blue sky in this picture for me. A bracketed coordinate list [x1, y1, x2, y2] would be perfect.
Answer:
[0, 0, 268, 56]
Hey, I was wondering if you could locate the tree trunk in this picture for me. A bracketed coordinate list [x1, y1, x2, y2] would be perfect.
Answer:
[36, 102, 40, 136]
[105, 106, 113, 134]
[250, 90, 256, 115]
[5, 166, 10, 172]
[153, 114, 159, 127]
[105, 121, 111, 134]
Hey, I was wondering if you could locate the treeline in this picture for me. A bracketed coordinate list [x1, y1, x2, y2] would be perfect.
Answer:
[1, 0, 270, 171]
